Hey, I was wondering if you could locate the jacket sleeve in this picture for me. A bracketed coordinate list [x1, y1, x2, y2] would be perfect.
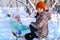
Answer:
[38, 19, 47, 28]
[30, 22, 38, 29]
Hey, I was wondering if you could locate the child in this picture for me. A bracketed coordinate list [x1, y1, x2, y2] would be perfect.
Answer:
[25, 1, 51, 40]
[7, 14, 31, 37]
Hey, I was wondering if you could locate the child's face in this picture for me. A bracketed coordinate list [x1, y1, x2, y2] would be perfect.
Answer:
[37, 8, 43, 14]
[14, 15, 20, 21]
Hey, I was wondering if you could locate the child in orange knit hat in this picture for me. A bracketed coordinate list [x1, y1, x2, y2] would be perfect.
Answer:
[25, 1, 47, 40]
[25, 1, 51, 40]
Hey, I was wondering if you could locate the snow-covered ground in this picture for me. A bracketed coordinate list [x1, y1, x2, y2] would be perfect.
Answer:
[0, 7, 60, 40]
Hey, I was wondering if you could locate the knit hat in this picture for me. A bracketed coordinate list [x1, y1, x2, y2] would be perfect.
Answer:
[36, 1, 46, 10]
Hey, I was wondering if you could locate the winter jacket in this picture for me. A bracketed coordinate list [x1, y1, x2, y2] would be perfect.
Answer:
[30, 11, 51, 38]
[9, 19, 31, 36]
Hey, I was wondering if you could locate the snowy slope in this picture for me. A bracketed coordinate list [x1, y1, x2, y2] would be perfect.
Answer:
[0, 7, 60, 40]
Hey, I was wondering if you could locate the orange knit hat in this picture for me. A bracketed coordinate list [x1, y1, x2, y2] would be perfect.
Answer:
[36, 1, 46, 10]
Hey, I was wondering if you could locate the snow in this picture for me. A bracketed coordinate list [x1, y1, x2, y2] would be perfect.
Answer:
[0, 7, 60, 40]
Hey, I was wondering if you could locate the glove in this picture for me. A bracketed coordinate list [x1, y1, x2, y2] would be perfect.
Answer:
[16, 30, 21, 35]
